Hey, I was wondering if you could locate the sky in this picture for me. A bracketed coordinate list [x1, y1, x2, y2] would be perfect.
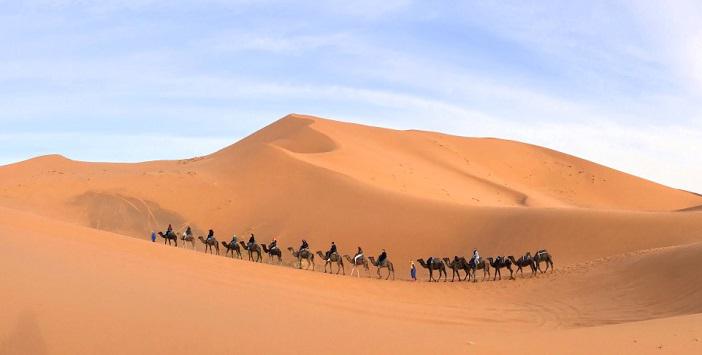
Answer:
[1, 1, 701, 192]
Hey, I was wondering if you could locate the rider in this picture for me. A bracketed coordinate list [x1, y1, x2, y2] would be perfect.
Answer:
[472, 248, 480, 266]
[353, 246, 363, 264]
[230, 234, 238, 247]
[269, 237, 278, 251]
[378, 249, 387, 264]
[206, 229, 214, 241]
[299, 239, 309, 253]
[167, 224, 174, 237]
[325, 242, 337, 261]
[247, 234, 256, 250]
[185, 226, 192, 238]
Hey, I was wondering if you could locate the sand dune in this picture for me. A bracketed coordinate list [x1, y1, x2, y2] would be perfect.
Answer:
[1, 206, 701, 354]
[1, 115, 701, 269]
[1, 114, 702, 354]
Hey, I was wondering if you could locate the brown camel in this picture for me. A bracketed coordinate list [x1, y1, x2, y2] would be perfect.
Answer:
[238, 241, 262, 262]
[261, 244, 282, 264]
[343, 254, 370, 278]
[533, 249, 554, 273]
[508, 254, 537, 277]
[316, 251, 345, 275]
[416, 258, 447, 282]
[180, 232, 195, 250]
[368, 256, 395, 280]
[197, 236, 219, 255]
[221, 241, 242, 259]
[487, 256, 514, 280]
[287, 247, 315, 270]
[157, 231, 178, 247]
[467, 257, 491, 282]
[443, 257, 470, 282]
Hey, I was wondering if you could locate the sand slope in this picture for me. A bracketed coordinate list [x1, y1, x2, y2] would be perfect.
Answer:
[1, 206, 701, 354]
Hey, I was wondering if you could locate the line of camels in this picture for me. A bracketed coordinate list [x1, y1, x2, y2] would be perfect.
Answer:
[157, 231, 553, 282]
[416, 251, 554, 282]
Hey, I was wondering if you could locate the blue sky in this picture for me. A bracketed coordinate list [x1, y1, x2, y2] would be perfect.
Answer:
[1, 0, 701, 192]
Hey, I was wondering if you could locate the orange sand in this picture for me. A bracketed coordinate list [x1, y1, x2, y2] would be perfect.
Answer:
[1, 114, 701, 354]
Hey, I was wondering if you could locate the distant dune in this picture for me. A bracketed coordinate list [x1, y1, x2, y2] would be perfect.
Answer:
[1, 114, 702, 354]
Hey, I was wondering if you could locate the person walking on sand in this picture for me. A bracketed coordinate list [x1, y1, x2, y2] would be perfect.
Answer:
[151, 231, 157, 243]
[410, 261, 417, 281]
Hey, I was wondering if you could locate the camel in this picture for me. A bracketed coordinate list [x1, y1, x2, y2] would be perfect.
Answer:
[288, 247, 315, 270]
[180, 232, 195, 250]
[157, 231, 178, 247]
[487, 256, 514, 281]
[316, 251, 345, 275]
[443, 257, 470, 282]
[508, 254, 537, 277]
[368, 256, 395, 280]
[467, 257, 491, 282]
[238, 241, 262, 262]
[221, 241, 242, 259]
[197, 236, 219, 255]
[343, 254, 370, 278]
[533, 249, 554, 273]
[261, 244, 282, 264]
[416, 258, 447, 282]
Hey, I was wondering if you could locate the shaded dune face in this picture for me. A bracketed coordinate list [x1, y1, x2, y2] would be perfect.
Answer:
[70, 191, 188, 236]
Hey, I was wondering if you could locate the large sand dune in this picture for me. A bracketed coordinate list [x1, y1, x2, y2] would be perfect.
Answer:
[1, 114, 702, 354]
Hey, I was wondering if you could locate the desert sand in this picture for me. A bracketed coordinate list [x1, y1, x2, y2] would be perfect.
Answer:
[1, 114, 702, 354]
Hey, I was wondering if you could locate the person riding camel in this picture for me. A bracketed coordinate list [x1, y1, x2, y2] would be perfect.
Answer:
[378, 249, 387, 265]
[472, 248, 480, 266]
[166, 224, 174, 238]
[325, 242, 337, 261]
[185, 226, 192, 238]
[269, 237, 278, 251]
[353, 246, 363, 264]
[299, 239, 309, 253]
[247, 234, 256, 250]
[230, 234, 238, 247]
[206, 229, 214, 241]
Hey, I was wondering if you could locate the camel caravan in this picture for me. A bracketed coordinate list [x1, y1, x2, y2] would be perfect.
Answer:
[417, 251, 555, 282]
[156, 225, 552, 282]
